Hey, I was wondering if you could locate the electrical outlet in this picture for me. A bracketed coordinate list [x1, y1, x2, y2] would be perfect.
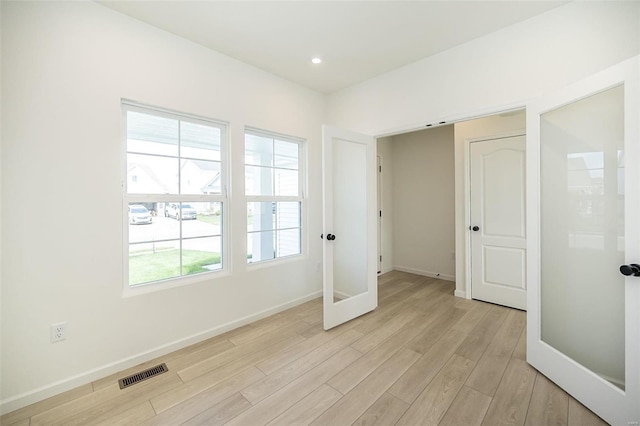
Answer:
[51, 322, 67, 343]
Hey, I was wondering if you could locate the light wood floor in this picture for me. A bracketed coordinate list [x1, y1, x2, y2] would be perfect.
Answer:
[2, 271, 609, 426]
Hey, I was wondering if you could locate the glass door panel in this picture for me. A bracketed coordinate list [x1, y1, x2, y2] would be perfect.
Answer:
[540, 85, 625, 389]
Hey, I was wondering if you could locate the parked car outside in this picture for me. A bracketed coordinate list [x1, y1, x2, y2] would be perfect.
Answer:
[165, 203, 197, 220]
[128, 205, 152, 225]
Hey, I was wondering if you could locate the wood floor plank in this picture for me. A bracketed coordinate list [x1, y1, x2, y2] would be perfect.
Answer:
[256, 319, 362, 375]
[352, 283, 430, 335]
[481, 358, 537, 426]
[0, 383, 93, 426]
[567, 398, 608, 426]
[34, 372, 183, 426]
[181, 393, 252, 426]
[0, 419, 29, 426]
[311, 348, 421, 426]
[388, 328, 468, 404]
[455, 305, 510, 362]
[512, 327, 527, 361]
[266, 384, 342, 426]
[451, 301, 492, 334]
[439, 386, 492, 426]
[241, 329, 363, 404]
[92, 338, 236, 392]
[525, 373, 569, 426]
[350, 307, 422, 353]
[466, 309, 526, 396]
[396, 354, 476, 426]
[143, 367, 264, 425]
[92, 401, 156, 426]
[328, 313, 433, 395]
[177, 326, 305, 382]
[225, 347, 362, 426]
[405, 306, 467, 354]
[352, 392, 409, 426]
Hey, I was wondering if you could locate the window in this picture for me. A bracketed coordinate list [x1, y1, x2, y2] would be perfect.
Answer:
[245, 128, 303, 263]
[124, 102, 227, 288]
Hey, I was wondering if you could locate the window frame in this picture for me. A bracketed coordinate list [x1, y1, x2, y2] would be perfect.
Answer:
[122, 100, 230, 296]
[244, 127, 306, 266]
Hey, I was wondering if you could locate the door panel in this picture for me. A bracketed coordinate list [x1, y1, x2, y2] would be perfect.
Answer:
[470, 135, 527, 309]
[527, 57, 639, 425]
[322, 125, 377, 330]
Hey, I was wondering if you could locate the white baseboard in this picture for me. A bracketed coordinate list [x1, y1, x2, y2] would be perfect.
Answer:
[393, 266, 455, 283]
[333, 290, 353, 300]
[0, 291, 322, 415]
[454, 289, 467, 299]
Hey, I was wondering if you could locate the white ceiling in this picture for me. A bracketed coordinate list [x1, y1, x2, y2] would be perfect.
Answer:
[98, 1, 567, 94]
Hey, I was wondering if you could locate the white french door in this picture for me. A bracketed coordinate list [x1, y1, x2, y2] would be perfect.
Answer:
[322, 125, 377, 330]
[527, 57, 640, 425]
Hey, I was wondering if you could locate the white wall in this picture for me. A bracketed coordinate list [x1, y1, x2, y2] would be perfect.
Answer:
[327, 1, 640, 135]
[453, 112, 526, 298]
[1, 1, 325, 412]
[389, 126, 455, 280]
[376, 137, 393, 273]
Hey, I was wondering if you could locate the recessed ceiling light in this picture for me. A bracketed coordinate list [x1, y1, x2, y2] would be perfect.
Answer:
[311, 57, 322, 65]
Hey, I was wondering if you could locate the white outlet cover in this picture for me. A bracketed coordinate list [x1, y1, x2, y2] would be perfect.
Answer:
[51, 322, 67, 342]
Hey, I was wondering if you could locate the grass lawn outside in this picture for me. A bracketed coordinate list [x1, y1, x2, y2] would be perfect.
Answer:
[129, 249, 221, 285]
[196, 213, 221, 226]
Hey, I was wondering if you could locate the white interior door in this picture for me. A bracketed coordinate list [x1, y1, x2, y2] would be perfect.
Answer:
[527, 57, 640, 425]
[322, 125, 377, 330]
[470, 135, 527, 310]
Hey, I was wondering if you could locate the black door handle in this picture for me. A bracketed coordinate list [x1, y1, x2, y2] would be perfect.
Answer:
[327, 234, 336, 241]
[471, 226, 480, 232]
[320, 234, 323, 239]
[620, 264, 640, 277]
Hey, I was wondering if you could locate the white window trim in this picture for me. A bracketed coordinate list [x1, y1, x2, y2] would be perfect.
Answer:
[245, 127, 306, 266]
[122, 100, 230, 297]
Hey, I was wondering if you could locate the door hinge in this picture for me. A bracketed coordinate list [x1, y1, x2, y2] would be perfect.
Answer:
[379, 255, 382, 262]
[379, 210, 382, 217]
[379, 165, 382, 173]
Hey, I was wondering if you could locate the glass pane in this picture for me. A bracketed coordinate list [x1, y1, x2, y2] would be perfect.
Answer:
[127, 153, 179, 194]
[332, 137, 368, 301]
[127, 111, 179, 156]
[248, 202, 275, 232]
[276, 202, 300, 229]
[274, 139, 299, 169]
[541, 85, 625, 390]
[180, 159, 221, 195]
[248, 231, 275, 263]
[276, 229, 300, 257]
[128, 202, 179, 244]
[246, 165, 273, 196]
[182, 202, 222, 239]
[245, 133, 273, 167]
[274, 168, 298, 196]
[129, 240, 180, 285]
[182, 237, 222, 275]
[180, 121, 221, 161]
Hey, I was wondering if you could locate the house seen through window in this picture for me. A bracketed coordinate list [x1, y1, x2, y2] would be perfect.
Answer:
[124, 102, 227, 286]
[245, 129, 304, 263]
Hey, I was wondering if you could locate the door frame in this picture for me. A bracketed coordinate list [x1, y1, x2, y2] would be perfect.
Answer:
[526, 57, 639, 424]
[463, 130, 526, 301]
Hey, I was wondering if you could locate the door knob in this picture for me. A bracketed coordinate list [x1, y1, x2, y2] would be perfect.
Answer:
[472, 226, 480, 232]
[327, 234, 336, 241]
[620, 264, 640, 277]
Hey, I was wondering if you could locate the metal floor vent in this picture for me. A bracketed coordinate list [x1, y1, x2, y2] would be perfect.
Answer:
[118, 363, 168, 389]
